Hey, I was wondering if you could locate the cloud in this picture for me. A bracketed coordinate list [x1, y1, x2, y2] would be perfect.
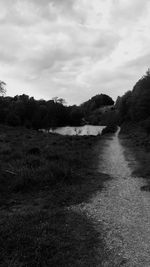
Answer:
[111, 0, 149, 26]
[0, 0, 77, 26]
[0, 0, 150, 104]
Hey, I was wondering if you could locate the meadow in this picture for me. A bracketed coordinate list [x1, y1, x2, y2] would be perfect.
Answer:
[0, 125, 108, 266]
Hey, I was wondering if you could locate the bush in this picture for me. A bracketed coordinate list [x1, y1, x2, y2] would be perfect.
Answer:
[101, 124, 118, 135]
[140, 118, 150, 134]
[27, 147, 41, 155]
[6, 113, 21, 126]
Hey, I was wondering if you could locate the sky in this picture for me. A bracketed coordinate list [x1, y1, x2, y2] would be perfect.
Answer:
[0, 0, 150, 104]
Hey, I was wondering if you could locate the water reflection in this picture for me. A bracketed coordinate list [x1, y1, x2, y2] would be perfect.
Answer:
[48, 125, 106, 136]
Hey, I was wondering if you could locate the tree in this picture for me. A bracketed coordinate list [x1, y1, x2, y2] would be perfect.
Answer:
[69, 106, 83, 126]
[117, 69, 150, 123]
[6, 112, 21, 126]
[0, 81, 6, 95]
[146, 68, 150, 77]
[52, 97, 66, 105]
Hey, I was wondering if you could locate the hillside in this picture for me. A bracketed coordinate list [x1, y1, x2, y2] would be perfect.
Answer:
[80, 94, 115, 125]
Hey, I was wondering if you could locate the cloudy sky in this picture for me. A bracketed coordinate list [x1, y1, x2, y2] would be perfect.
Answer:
[0, 0, 150, 104]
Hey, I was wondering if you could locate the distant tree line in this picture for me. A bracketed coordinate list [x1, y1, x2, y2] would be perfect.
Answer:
[116, 69, 150, 133]
[0, 93, 114, 129]
[0, 94, 84, 129]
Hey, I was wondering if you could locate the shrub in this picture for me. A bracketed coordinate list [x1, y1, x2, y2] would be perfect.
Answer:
[27, 147, 41, 155]
[140, 118, 150, 134]
[101, 124, 117, 135]
[6, 113, 21, 126]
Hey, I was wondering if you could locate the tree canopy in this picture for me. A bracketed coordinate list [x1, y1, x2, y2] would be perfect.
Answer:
[0, 94, 84, 129]
[0, 81, 6, 95]
[116, 69, 150, 126]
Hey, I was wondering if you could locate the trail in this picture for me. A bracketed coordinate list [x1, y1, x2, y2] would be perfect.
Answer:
[96, 128, 150, 266]
[71, 128, 150, 266]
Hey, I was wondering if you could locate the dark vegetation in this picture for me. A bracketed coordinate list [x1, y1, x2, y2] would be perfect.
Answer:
[116, 69, 150, 139]
[81, 94, 114, 125]
[0, 93, 114, 129]
[116, 69, 150, 129]
[101, 124, 118, 135]
[117, 69, 150, 146]
[117, 69, 150, 191]
[0, 125, 109, 266]
[0, 126, 104, 195]
[0, 94, 82, 129]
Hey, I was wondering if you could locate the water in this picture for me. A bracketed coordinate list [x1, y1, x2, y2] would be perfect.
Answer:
[48, 125, 106, 136]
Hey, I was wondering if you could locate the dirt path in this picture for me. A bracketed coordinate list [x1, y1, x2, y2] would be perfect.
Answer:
[71, 129, 150, 266]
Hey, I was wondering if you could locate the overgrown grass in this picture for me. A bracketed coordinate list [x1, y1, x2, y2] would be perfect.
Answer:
[0, 125, 109, 266]
[0, 210, 106, 267]
[120, 122, 150, 191]
[0, 126, 98, 193]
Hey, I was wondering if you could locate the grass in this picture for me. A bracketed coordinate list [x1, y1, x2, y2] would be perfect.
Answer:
[120, 122, 150, 191]
[0, 125, 109, 266]
[0, 210, 106, 267]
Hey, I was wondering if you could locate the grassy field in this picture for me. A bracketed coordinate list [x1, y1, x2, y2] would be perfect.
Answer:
[0, 125, 109, 266]
[120, 123, 150, 191]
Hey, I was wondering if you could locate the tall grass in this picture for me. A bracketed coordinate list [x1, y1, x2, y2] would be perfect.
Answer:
[0, 125, 108, 266]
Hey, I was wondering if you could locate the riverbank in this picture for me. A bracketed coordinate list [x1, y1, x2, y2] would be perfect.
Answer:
[0, 125, 109, 266]
[120, 122, 150, 191]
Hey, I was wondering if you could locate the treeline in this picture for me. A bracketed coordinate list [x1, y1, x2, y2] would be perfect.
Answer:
[0, 95, 83, 129]
[0, 93, 114, 129]
[116, 70, 150, 133]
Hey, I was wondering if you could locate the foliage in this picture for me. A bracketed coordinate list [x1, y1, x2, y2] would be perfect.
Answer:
[80, 94, 114, 125]
[0, 93, 115, 129]
[117, 70, 150, 126]
[101, 124, 118, 135]
[81, 94, 114, 116]
[0, 94, 83, 129]
[0, 80, 6, 95]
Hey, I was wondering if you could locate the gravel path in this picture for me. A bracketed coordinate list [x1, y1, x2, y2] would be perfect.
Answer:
[71, 129, 150, 266]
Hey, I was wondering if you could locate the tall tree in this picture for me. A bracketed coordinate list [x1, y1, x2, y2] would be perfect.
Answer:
[0, 81, 6, 95]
